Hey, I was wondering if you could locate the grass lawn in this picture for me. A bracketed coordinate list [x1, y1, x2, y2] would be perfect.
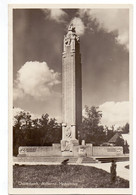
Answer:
[13, 165, 129, 188]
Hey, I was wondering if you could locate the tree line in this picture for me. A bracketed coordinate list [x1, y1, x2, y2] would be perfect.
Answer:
[13, 106, 129, 156]
[13, 112, 62, 156]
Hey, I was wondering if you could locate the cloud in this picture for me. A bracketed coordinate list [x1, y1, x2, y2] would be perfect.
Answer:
[42, 9, 67, 23]
[99, 101, 129, 127]
[13, 107, 40, 120]
[14, 61, 60, 101]
[70, 17, 85, 36]
[79, 9, 129, 48]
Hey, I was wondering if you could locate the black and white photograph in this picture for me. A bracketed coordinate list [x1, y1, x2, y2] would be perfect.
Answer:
[8, 4, 132, 194]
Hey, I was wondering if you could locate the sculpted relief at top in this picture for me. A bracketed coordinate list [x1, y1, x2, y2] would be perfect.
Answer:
[64, 24, 80, 48]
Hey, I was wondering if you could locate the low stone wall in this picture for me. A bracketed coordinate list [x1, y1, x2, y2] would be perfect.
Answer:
[18, 144, 123, 157]
[18, 144, 62, 157]
[92, 146, 123, 156]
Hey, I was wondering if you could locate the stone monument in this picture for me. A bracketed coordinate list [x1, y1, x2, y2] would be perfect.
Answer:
[61, 24, 82, 155]
[17, 24, 124, 159]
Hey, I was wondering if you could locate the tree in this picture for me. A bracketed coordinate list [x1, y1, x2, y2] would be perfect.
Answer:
[13, 111, 62, 156]
[39, 114, 49, 128]
[122, 123, 129, 133]
[39, 115, 62, 145]
[80, 105, 105, 145]
[14, 111, 32, 129]
[13, 110, 32, 155]
[32, 118, 40, 129]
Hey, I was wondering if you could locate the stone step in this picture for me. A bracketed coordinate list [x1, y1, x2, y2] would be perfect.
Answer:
[15, 156, 78, 163]
[14, 156, 98, 164]
[82, 157, 98, 163]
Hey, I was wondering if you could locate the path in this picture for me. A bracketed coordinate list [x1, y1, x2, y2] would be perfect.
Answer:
[82, 161, 129, 180]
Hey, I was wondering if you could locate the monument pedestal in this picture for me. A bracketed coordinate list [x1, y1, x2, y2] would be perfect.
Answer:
[61, 139, 79, 156]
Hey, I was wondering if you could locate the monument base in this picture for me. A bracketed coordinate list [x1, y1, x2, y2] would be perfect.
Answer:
[61, 139, 79, 156]
[17, 144, 124, 159]
[61, 151, 74, 156]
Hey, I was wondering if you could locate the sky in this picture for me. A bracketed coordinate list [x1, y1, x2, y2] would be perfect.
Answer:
[13, 8, 129, 127]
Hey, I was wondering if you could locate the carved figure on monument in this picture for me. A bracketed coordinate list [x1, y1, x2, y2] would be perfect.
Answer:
[64, 23, 80, 47]
[65, 38, 71, 46]
[65, 126, 72, 139]
[61, 140, 73, 152]
[64, 141, 72, 151]
[68, 23, 75, 32]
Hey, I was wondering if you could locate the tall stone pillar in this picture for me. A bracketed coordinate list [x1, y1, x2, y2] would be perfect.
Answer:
[61, 24, 82, 155]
